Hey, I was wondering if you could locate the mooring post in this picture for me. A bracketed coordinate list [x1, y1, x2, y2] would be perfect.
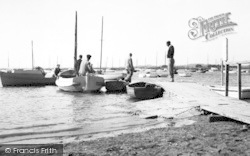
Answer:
[237, 63, 242, 99]
[225, 64, 229, 96]
[221, 60, 224, 86]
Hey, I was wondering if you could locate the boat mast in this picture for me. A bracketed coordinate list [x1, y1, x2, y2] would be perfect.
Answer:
[74, 11, 78, 70]
[32, 40, 34, 69]
[100, 16, 104, 71]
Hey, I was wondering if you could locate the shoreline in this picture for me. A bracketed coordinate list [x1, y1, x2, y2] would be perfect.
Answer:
[64, 115, 250, 156]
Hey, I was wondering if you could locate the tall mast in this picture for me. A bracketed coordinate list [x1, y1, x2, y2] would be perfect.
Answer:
[100, 16, 104, 71]
[32, 40, 34, 69]
[74, 11, 78, 70]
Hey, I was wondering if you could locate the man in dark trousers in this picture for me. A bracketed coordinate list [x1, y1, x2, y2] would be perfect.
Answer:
[166, 41, 175, 82]
[75, 55, 82, 76]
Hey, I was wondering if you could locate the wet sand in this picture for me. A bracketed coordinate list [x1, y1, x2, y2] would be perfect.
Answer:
[64, 115, 250, 156]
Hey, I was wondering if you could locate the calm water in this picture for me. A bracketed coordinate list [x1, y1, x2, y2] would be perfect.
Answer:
[0, 71, 250, 144]
[0, 84, 164, 144]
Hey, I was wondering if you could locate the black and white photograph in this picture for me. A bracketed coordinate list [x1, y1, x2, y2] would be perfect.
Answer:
[0, 0, 250, 155]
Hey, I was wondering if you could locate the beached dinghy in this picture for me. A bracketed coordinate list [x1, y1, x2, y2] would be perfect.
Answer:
[56, 70, 104, 92]
[127, 82, 164, 100]
[96, 73, 127, 92]
[105, 80, 127, 92]
[0, 69, 56, 87]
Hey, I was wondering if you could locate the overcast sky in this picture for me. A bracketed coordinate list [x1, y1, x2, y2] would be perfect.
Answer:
[0, 0, 249, 69]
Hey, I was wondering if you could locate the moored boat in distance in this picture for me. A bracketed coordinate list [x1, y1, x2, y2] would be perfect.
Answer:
[0, 69, 56, 87]
[209, 85, 250, 99]
[178, 72, 192, 77]
[145, 72, 158, 78]
[209, 67, 219, 72]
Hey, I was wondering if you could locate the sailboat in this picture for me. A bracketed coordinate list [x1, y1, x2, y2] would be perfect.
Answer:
[0, 41, 56, 87]
[178, 58, 192, 77]
[55, 12, 104, 92]
[95, 17, 127, 92]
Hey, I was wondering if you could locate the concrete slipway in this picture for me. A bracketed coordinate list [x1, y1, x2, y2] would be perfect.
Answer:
[131, 80, 250, 125]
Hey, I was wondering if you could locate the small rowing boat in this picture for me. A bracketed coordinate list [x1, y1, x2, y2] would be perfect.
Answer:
[127, 82, 164, 100]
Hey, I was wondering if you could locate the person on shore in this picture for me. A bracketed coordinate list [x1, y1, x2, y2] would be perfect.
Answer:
[75, 55, 82, 76]
[166, 41, 175, 82]
[124, 53, 135, 83]
[79, 54, 95, 76]
[54, 64, 61, 77]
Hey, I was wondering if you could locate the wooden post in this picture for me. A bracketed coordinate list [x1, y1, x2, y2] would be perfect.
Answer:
[225, 64, 229, 96]
[237, 63, 242, 99]
[221, 60, 224, 86]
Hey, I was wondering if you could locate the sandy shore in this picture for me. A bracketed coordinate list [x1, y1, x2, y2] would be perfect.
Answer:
[62, 75, 250, 156]
[64, 114, 250, 156]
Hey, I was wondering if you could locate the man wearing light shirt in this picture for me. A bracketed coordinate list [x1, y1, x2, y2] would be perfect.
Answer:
[79, 54, 95, 76]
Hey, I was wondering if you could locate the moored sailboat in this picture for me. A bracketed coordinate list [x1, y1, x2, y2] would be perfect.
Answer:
[55, 12, 104, 92]
[0, 41, 56, 87]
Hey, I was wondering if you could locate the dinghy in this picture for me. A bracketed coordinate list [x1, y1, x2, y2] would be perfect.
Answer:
[96, 72, 127, 92]
[105, 80, 127, 92]
[56, 70, 104, 92]
[127, 82, 164, 100]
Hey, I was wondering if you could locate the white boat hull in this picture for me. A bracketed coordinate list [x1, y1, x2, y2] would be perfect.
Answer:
[56, 75, 104, 92]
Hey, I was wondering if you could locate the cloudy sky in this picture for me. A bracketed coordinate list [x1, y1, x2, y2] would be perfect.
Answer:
[0, 0, 249, 69]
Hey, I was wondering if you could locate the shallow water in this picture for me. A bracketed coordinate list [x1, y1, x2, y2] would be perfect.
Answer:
[0, 85, 165, 143]
[0, 71, 250, 144]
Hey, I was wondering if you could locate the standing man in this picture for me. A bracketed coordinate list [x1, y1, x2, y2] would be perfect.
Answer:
[124, 53, 134, 83]
[166, 41, 175, 82]
[79, 54, 95, 76]
[75, 55, 82, 76]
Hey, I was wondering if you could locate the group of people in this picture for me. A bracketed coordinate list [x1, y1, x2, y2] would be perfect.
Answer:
[54, 40, 175, 83]
[75, 54, 95, 76]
